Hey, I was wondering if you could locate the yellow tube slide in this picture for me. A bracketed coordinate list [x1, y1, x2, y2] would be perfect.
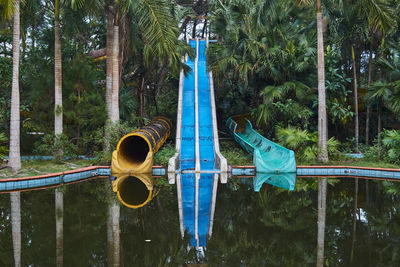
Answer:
[111, 117, 172, 174]
[110, 117, 171, 209]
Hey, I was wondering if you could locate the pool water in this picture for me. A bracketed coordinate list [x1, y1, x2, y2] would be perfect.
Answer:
[1, 176, 399, 266]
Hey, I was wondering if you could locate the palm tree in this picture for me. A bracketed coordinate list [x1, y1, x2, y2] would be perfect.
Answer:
[54, 0, 63, 156]
[8, 0, 21, 171]
[294, 0, 328, 162]
[104, 1, 113, 152]
[110, 1, 119, 123]
[324, 0, 394, 150]
[316, 0, 328, 162]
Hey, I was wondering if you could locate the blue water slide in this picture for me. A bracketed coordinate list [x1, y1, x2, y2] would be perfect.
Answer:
[175, 39, 222, 247]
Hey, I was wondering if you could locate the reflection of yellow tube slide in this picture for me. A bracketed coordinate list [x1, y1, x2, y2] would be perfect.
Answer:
[111, 117, 172, 174]
[112, 173, 154, 209]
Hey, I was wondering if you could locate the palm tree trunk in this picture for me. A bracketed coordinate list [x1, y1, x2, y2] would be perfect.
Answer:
[192, 19, 197, 38]
[54, 0, 63, 154]
[317, 178, 327, 267]
[366, 35, 373, 145]
[11, 192, 21, 267]
[104, 4, 114, 152]
[201, 19, 208, 38]
[377, 102, 382, 157]
[55, 188, 63, 267]
[316, 1, 328, 163]
[106, 5, 114, 118]
[9, 0, 21, 172]
[111, 20, 119, 123]
[352, 46, 359, 152]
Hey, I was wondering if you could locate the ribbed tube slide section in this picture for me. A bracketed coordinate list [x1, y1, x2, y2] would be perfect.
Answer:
[110, 117, 171, 209]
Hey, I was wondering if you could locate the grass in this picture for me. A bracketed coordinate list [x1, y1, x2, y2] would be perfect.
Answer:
[220, 138, 399, 169]
[296, 158, 399, 169]
[0, 159, 91, 179]
[1, 140, 398, 179]
[219, 139, 253, 166]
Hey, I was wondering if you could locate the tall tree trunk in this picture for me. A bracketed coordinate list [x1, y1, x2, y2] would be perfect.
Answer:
[352, 46, 359, 152]
[155, 60, 167, 97]
[201, 19, 208, 38]
[316, 2, 328, 163]
[366, 35, 373, 145]
[104, 4, 114, 152]
[106, 5, 114, 118]
[55, 188, 63, 267]
[192, 19, 197, 38]
[111, 16, 120, 123]
[317, 178, 327, 267]
[139, 77, 146, 117]
[32, 22, 36, 50]
[9, 0, 21, 172]
[11, 192, 21, 267]
[3, 41, 7, 57]
[54, 0, 63, 154]
[377, 102, 382, 157]
[21, 31, 26, 62]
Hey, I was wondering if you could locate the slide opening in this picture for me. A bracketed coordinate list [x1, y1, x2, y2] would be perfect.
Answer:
[118, 135, 150, 168]
[118, 176, 151, 208]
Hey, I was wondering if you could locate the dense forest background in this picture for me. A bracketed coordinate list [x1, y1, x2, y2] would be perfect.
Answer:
[1, 0, 400, 165]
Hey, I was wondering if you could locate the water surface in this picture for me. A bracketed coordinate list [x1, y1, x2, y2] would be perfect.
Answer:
[1, 176, 399, 266]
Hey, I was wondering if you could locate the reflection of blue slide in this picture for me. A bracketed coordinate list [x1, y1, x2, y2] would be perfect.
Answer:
[179, 40, 217, 247]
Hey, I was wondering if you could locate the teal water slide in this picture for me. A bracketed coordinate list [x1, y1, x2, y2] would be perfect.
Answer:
[226, 114, 296, 174]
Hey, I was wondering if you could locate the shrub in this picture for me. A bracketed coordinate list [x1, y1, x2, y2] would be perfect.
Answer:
[382, 129, 400, 164]
[34, 134, 78, 160]
[0, 132, 8, 158]
[276, 126, 340, 161]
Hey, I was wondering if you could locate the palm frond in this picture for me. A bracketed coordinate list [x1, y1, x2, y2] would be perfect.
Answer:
[0, 0, 14, 21]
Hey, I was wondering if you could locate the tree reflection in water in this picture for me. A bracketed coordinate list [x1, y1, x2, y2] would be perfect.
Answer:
[11, 191, 21, 267]
[55, 188, 63, 267]
[317, 178, 327, 267]
[0, 176, 400, 265]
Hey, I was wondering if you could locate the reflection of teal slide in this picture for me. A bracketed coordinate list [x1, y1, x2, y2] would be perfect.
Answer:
[226, 114, 296, 173]
[253, 172, 296, 191]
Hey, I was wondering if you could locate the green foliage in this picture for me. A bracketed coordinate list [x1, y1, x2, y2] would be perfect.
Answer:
[92, 121, 135, 165]
[258, 82, 313, 128]
[382, 129, 400, 164]
[220, 140, 253, 166]
[0, 132, 7, 157]
[276, 126, 340, 161]
[209, 0, 317, 133]
[34, 134, 78, 159]
[324, 45, 353, 126]
[153, 143, 175, 166]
